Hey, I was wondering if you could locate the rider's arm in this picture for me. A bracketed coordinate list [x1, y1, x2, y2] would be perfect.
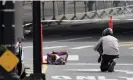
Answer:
[94, 37, 103, 51]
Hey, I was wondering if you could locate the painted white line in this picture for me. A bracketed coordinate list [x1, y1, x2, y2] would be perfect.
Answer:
[70, 46, 94, 49]
[23, 46, 33, 49]
[63, 69, 100, 72]
[119, 76, 133, 80]
[43, 46, 67, 49]
[23, 41, 133, 49]
[67, 55, 79, 61]
[98, 76, 118, 80]
[128, 47, 133, 49]
[66, 63, 133, 66]
[43, 36, 92, 43]
[126, 71, 133, 74]
[62, 69, 133, 74]
[43, 55, 79, 61]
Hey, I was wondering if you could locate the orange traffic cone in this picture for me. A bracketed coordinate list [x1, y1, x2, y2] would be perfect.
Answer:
[109, 16, 113, 29]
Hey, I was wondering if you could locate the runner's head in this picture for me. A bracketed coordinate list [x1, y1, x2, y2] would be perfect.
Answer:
[102, 28, 113, 36]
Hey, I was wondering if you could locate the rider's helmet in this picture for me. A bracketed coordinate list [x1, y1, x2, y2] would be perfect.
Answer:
[102, 28, 113, 36]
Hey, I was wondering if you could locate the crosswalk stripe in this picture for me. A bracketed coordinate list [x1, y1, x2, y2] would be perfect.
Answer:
[67, 55, 79, 61]
[62, 69, 133, 75]
[24, 43, 133, 50]
[43, 46, 67, 49]
[66, 63, 133, 66]
[42, 45, 130, 50]
[70, 46, 93, 49]
[128, 47, 133, 49]
[43, 55, 79, 61]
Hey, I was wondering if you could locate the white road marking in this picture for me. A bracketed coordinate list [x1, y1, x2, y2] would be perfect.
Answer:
[128, 47, 133, 49]
[51, 76, 72, 79]
[62, 69, 133, 74]
[63, 69, 101, 72]
[119, 76, 133, 80]
[43, 55, 79, 61]
[23, 44, 132, 49]
[23, 46, 33, 49]
[51, 76, 119, 80]
[70, 46, 93, 49]
[43, 46, 67, 49]
[98, 76, 118, 80]
[76, 76, 96, 80]
[43, 36, 92, 43]
[67, 55, 79, 61]
[66, 63, 133, 66]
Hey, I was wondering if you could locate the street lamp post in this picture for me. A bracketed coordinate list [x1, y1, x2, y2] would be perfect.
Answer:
[30, 1, 46, 80]
[15, 1, 24, 41]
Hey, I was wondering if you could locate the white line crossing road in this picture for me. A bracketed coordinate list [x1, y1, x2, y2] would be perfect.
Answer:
[51, 76, 119, 80]
[41, 45, 133, 50]
[43, 55, 79, 61]
[128, 47, 133, 49]
[23, 43, 133, 50]
[66, 63, 133, 66]
[62, 68, 133, 75]
[43, 45, 93, 50]
[70, 46, 93, 49]
[43, 46, 67, 49]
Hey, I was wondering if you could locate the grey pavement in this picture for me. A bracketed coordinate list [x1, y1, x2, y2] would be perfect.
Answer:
[23, 31, 133, 80]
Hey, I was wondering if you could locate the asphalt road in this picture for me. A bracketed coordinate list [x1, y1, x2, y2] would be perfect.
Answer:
[23, 30, 133, 80]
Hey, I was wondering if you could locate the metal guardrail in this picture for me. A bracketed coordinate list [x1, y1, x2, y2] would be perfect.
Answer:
[23, 1, 133, 26]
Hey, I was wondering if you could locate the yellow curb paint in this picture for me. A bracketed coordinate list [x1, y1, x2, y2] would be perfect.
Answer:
[43, 59, 47, 64]
[120, 44, 133, 46]
[42, 60, 47, 73]
[42, 64, 47, 73]
[120, 42, 133, 46]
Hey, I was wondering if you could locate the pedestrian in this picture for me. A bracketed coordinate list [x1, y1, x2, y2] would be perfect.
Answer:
[94, 28, 119, 72]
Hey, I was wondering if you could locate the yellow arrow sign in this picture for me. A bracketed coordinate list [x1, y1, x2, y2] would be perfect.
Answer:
[0, 50, 19, 72]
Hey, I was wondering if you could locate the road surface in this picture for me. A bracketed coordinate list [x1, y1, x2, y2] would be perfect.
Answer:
[23, 30, 133, 80]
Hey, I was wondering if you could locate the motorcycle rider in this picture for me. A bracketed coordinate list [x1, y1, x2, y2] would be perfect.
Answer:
[94, 28, 119, 72]
[47, 51, 68, 65]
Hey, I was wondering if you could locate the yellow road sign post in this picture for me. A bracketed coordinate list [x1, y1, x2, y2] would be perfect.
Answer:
[0, 49, 19, 72]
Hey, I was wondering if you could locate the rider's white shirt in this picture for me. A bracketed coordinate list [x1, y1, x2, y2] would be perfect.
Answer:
[94, 35, 119, 55]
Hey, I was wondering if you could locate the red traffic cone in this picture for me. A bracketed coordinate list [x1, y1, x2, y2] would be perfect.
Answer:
[109, 16, 113, 29]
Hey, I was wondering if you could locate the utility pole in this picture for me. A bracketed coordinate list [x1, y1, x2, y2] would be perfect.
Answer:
[0, 1, 20, 80]
[42, 2, 45, 20]
[0, 1, 2, 45]
[30, 1, 46, 80]
[15, 1, 23, 41]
